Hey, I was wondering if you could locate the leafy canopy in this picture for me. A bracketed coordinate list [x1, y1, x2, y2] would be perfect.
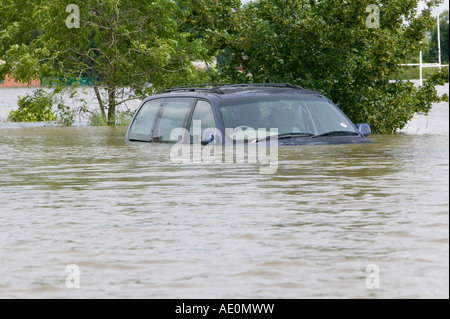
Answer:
[1, 0, 448, 132]
[217, 0, 449, 133]
[0, 0, 206, 124]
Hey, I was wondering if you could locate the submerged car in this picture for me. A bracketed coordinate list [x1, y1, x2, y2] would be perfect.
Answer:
[125, 83, 372, 145]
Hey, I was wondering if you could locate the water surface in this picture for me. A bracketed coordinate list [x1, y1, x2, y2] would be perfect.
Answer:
[0, 85, 448, 298]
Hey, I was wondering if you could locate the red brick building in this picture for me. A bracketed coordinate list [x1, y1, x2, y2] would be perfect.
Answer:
[0, 59, 41, 87]
[0, 74, 41, 87]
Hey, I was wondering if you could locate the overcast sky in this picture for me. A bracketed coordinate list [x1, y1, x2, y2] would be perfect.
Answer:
[432, 0, 449, 15]
[241, 0, 449, 17]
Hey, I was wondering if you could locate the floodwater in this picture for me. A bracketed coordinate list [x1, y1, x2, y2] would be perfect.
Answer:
[0, 85, 448, 299]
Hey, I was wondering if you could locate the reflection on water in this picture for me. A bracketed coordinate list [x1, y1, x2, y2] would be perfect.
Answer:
[0, 125, 448, 299]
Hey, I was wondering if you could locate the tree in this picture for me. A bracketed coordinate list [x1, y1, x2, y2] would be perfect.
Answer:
[424, 10, 449, 63]
[218, 0, 449, 133]
[175, 0, 243, 84]
[0, 0, 205, 125]
[177, 0, 242, 55]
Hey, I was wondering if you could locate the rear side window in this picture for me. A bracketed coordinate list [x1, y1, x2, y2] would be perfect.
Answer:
[155, 98, 194, 142]
[128, 99, 164, 141]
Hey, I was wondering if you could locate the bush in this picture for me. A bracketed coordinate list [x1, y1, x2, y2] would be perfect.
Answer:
[8, 89, 56, 122]
[115, 110, 134, 126]
[88, 111, 108, 126]
[389, 66, 443, 81]
[88, 110, 133, 126]
[7, 89, 75, 125]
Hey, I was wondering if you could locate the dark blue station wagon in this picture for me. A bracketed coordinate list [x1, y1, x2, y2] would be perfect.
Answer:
[125, 83, 372, 145]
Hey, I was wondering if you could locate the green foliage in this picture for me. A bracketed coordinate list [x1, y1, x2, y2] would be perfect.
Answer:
[216, 0, 448, 133]
[88, 111, 108, 126]
[115, 110, 134, 126]
[88, 110, 132, 126]
[1, 0, 448, 132]
[358, 67, 448, 134]
[424, 10, 449, 63]
[389, 66, 442, 80]
[8, 89, 56, 122]
[177, 0, 242, 55]
[0, 0, 208, 125]
[55, 99, 75, 126]
[7, 88, 75, 125]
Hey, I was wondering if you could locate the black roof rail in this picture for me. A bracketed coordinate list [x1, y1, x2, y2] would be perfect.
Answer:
[161, 84, 227, 93]
[217, 83, 304, 90]
[162, 83, 304, 94]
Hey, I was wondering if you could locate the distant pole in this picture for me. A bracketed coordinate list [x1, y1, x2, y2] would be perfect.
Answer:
[420, 50, 423, 86]
[418, 0, 424, 86]
[437, 13, 442, 70]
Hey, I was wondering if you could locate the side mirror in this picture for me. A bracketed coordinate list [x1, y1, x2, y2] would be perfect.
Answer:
[201, 131, 215, 145]
[356, 123, 371, 137]
[201, 128, 222, 145]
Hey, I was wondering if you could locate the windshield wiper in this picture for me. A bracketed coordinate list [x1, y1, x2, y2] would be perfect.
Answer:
[312, 131, 360, 138]
[253, 132, 315, 143]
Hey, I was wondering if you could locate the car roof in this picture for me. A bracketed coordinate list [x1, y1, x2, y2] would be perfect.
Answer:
[146, 83, 324, 102]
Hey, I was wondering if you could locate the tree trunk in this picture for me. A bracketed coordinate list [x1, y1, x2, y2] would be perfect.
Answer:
[107, 87, 116, 125]
[93, 85, 107, 122]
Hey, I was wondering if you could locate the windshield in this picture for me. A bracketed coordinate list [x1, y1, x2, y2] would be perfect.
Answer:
[219, 96, 357, 141]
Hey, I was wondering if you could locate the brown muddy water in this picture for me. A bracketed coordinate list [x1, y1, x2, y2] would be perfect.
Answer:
[0, 86, 448, 298]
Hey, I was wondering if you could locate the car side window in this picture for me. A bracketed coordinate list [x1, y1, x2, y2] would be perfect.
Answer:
[189, 100, 216, 143]
[128, 99, 164, 141]
[155, 98, 194, 142]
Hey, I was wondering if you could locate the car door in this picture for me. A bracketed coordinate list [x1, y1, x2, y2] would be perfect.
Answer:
[187, 99, 219, 144]
[152, 97, 195, 142]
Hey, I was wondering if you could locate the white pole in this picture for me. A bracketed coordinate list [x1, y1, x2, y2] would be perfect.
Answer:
[420, 50, 423, 86]
[437, 13, 442, 70]
[418, 1, 424, 86]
